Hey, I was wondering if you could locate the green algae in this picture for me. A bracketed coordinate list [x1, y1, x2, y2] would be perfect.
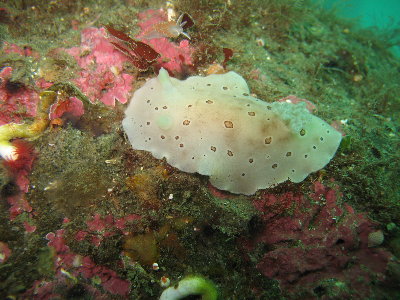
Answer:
[29, 126, 122, 220]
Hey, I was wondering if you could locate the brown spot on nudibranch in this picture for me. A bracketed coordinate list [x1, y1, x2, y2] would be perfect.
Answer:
[224, 121, 233, 128]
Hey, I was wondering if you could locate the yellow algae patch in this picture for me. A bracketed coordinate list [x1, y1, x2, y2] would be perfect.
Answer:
[123, 232, 159, 265]
[125, 166, 170, 209]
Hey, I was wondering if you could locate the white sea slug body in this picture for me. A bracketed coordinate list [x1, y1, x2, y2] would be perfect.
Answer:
[122, 68, 342, 195]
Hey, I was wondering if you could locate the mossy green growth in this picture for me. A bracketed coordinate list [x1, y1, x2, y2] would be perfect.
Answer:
[338, 135, 353, 153]
[160, 275, 218, 300]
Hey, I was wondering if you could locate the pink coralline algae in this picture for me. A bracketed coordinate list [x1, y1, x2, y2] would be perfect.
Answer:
[49, 96, 84, 120]
[23, 220, 37, 233]
[25, 279, 108, 300]
[0, 66, 40, 125]
[64, 27, 134, 106]
[76, 213, 141, 246]
[0, 43, 42, 124]
[39, 228, 131, 297]
[207, 182, 237, 200]
[278, 95, 317, 113]
[79, 256, 131, 296]
[330, 119, 346, 136]
[137, 9, 195, 74]
[6, 193, 33, 221]
[2, 41, 40, 59]
[243, 181, 394, 299]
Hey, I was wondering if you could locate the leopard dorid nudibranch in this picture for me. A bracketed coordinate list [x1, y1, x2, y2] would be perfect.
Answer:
[122, 69, 342, 195]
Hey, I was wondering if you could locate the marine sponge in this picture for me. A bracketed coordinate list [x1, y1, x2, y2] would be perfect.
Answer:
[122, 69, 342, 195]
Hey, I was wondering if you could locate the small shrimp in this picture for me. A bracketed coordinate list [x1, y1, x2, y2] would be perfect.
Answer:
[143, 13, 194, 40]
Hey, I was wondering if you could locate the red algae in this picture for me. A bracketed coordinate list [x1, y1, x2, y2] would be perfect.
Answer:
[75, 213, 141, 246]
[278, 95, 317, 113]
[42, 228, 131, 297]
[63, 27, 134, 106]
[242, 181, 393, 298]
[0, 67, 40, 125]
[105, 25, 160, 71]
[49, 96, 84, 120]
[222, 47, 233, 68]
